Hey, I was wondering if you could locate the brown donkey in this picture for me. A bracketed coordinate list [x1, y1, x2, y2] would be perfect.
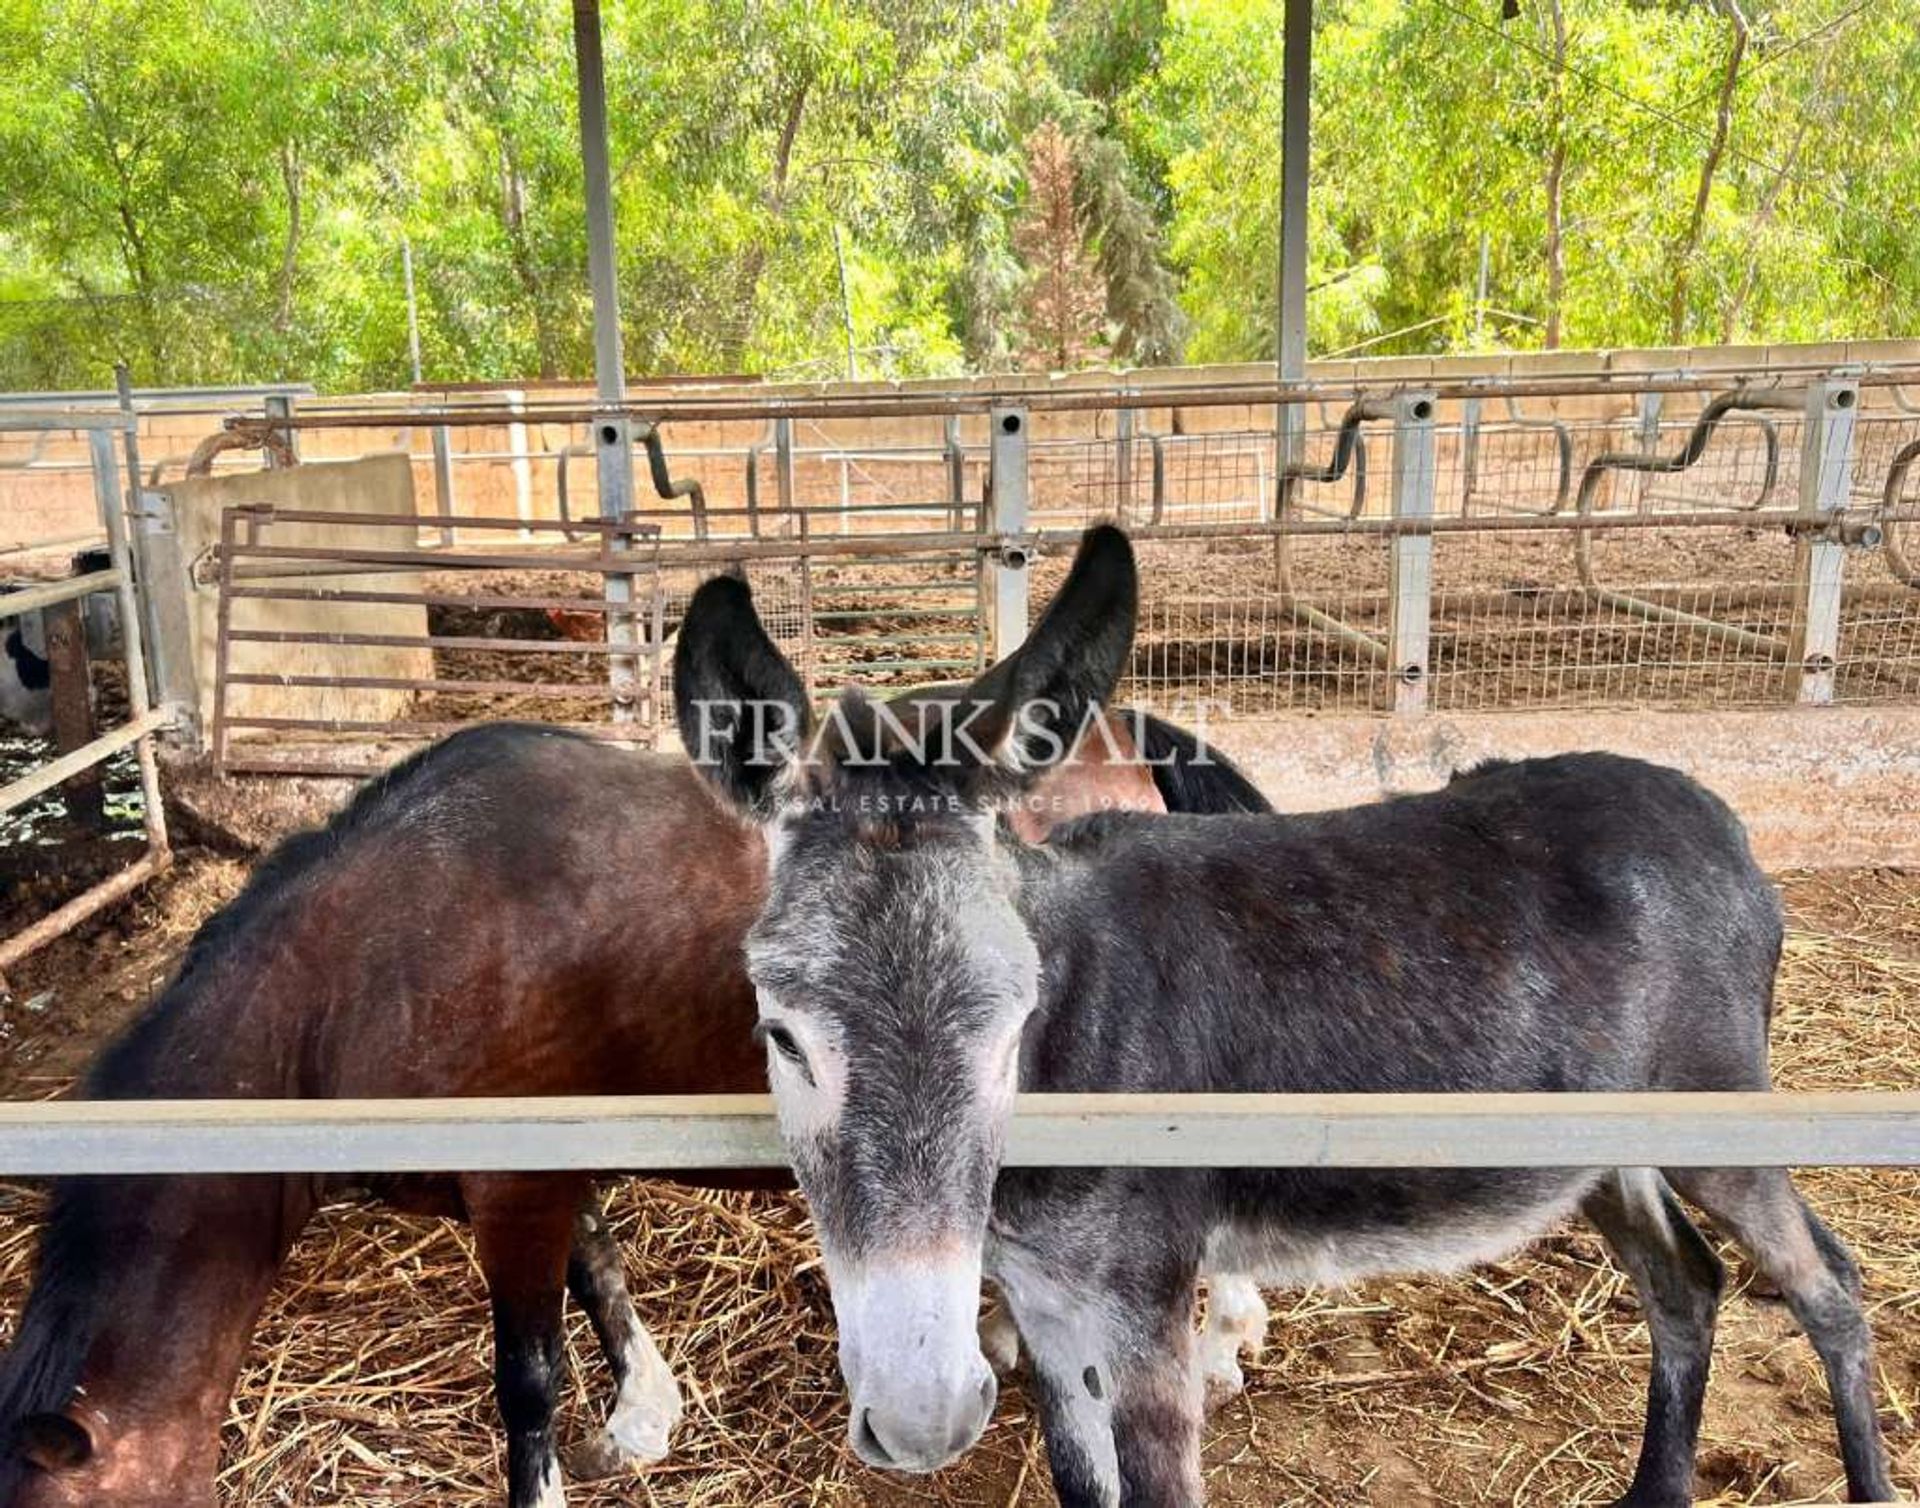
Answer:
[0, 588, 1268, 1505]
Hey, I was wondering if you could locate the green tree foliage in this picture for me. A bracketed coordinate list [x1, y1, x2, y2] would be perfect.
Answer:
[0, 0, 1914, 390]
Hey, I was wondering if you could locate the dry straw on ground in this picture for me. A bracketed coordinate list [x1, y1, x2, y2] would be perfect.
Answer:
[1, 869, 1917, 1505]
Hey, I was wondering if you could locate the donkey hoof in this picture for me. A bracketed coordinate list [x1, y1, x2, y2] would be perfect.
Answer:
[979, 1303, 1022, 1375]
[1200, 1355, 1246, 1410]
[564, 1432, 631, 1481]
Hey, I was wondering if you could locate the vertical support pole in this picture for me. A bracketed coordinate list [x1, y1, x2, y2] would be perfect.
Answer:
[506, 389, 534, 538]
[44, 597, 103, 829]
[429, 425, 457, 546]
[1388, 392, 1438, 715]
[1271, 0, 1312, 521]
[1459, 397, 1482, 514]
[573, 0, 637, 723]
[944, 415, 967, 531]
[89, 428, 167, 859]
[1115, 406, 1135, 524]
[987, 407, 1031, 662]
[114, 367, 199, 744]
[1633, 390, 1665, 511]
[596, 416, 640, 724]
[1785, 377, 1859, 705]
[404, 238, 457, 546]
[775, 416, 796, 523]
[263, 394, 297, 467]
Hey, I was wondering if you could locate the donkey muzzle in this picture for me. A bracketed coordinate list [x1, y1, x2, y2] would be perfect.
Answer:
[833, 1250, 997, 1473]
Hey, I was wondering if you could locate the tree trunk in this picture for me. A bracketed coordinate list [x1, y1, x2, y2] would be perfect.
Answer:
[721, 80, 811, 372]
[1720, 46, 1823, 343]
[499, 140, 558, 380]
[1541, 0, 1567, 350]
[275, 143, 303, 343]
[1668, 0, 1749, 345]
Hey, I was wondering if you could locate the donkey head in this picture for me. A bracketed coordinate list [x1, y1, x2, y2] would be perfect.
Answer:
[674, 525, 1137, 1474]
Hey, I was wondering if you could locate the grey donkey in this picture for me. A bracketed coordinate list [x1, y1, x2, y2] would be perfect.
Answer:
[672, 524, 1895, 1507]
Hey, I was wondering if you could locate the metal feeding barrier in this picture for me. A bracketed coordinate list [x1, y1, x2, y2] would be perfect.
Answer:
[175, 363, 1920, 777]
[0, 410, 171, 975]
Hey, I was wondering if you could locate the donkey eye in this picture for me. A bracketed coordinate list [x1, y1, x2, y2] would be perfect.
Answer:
[756, 1021, 812, 1079]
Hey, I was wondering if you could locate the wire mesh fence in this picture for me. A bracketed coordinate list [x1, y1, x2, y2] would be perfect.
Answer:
[162, 371, 1920, 775]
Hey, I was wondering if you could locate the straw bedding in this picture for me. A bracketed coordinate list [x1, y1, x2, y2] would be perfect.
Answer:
[0, 867, 1916, 1504]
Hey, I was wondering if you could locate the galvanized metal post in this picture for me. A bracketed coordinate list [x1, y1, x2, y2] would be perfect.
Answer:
[1387, 392, 1438, 714]
[87, 428, 167, 862]
[1271, 0, 1311, 522]
[775, 417, 796, 519]
[572, 0, 640, 723]
[114, 367, 199, 743]
[1459, 397, 1482, 514]
[1115, 406, 1135, 523]
[1633, 390, 1665, 511]
[262, 394, 297, 467]
[987, 407, 1031, 661]
[404, 238, 457, 545]
[1786, 377, 1860, 705]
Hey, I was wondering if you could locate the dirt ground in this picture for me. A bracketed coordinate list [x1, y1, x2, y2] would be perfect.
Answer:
[2, 828, 1918, 1505]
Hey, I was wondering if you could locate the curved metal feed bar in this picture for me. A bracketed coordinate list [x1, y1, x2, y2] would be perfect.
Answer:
[1463, 395, 1573, 516]
[1272, 399, 1398, 665]
[557, 422, 711, 542]
[1570, 388, 1808, 657]
[1566, 388, 1803, 519]
[1882, 437, 1920, 588]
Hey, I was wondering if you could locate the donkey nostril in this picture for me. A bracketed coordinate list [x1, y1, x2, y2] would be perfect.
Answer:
[857, 1408, 895, 1466]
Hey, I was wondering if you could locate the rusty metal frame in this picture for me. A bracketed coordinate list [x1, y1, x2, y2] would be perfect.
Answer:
[208, 503, 672, 775]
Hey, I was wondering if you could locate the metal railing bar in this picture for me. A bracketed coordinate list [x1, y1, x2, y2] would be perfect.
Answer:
[223, 674, 621, 698]
[241, 363, 1920, 430]
[0, 852, 171, 976]
[0, 567, 123, 619]
[0, 1091, 1914, 1176]
[811, 657, 980, 674]
[227, 586, 625, 613]
[227, 630, 623, 654]
[220, 716, 635, 738]
[0, 705, 173, 816]
[0, 411, 136, 434]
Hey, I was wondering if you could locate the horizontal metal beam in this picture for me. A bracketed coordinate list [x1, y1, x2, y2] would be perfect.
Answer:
[0, 705, 174, 816]
[0, 567, 123, 619]
[240, 362, 1920, 430]
[0, 410, 135, 434]
[0, 1092, 1914, 1176]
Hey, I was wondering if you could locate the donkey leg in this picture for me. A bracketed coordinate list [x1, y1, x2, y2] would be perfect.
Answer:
[1584, 1169, 1724, 1508]
[1107, 1290, 1206, 1508]
[561, 1200, 683, 1478]
[1670, 1167, 1895, 1503]
[466, 1173, 582, 1508]
[1195, 1275, 1267, 1407]
[995, 1272, 1121, 1508]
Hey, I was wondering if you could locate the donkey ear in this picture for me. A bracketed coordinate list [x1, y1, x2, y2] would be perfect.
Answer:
[673, 570, 811, 815]
[961, 524, 1137, 779]
[15, 1411, 93, 1472]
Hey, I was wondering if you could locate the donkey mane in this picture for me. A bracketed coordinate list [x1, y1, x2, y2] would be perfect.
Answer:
[1133, 713, 1268, 815]
[0, 722, 589, 1487]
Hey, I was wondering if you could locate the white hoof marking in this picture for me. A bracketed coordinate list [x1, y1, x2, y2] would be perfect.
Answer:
[602, 1334, 683, 1465]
